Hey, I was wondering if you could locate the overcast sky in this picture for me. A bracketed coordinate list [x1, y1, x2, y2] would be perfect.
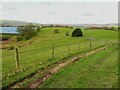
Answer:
[1, 2, 118, 24]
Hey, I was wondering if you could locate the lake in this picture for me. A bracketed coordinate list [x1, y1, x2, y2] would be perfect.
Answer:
[0, 27, 18, 34]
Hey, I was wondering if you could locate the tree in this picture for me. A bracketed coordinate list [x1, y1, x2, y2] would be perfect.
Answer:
[17, 23, 36, 40]
[36, 25, 41, 32]
[66, 31, 69, 36]
[111, 26, 115, 30]
[118, 26, 120, 30]
[54, 29, 59, 34]
[72, 28, 83, 37]
[50, 25, 53, 27]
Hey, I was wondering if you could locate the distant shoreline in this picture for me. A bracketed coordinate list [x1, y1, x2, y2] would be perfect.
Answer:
[0, 33, 18, 35]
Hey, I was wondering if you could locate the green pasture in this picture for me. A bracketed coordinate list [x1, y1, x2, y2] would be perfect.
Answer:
[1, 27, 118, 88]
[40, 44, 118, 88]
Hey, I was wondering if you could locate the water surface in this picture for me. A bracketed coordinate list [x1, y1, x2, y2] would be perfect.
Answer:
[0, 27, 18, 34]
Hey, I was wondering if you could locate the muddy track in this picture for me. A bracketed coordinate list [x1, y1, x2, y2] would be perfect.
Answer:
[28, 46, 108, 88]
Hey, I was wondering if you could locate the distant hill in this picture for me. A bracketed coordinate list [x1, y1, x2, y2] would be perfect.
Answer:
[65, 23, 118, 28]
[0, 20, 117, 27]
[42, 23, 118, 28]
[0, 20, 41, 26]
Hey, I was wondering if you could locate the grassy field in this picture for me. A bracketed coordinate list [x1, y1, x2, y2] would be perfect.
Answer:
[1, 27, 118, 88]
[40, 44, 118, 88]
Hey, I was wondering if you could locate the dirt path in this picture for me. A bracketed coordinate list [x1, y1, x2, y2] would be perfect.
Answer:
[28, 46, 107, 88]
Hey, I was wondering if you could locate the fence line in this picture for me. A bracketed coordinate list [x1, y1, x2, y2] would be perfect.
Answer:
[3, 39, 109, 57]
[3, 39, 113, 70]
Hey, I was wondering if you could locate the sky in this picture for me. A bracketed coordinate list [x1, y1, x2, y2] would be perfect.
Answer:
[0, 0, 118, 24]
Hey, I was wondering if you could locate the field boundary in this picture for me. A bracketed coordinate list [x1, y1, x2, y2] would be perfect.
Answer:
[6, 43, 116, 89]
[3, 43, 108, 89]
[28, 45, 108, 88]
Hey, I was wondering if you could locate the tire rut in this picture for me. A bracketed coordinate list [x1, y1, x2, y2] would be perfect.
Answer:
[28, 46, 107, 88]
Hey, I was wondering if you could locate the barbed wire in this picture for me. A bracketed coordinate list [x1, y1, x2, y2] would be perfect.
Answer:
[2, 39, 111, 57]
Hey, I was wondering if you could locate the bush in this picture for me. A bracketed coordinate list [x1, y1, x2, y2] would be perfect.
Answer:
[17, 23, 36, 40]
[54, 29, 59, 34]
[8, 45, 14, 50]
[36, 26, 41, 32]
[66, 32, 69, 36]
[72, 28, 83, 37]
[16, 36, 22, 41]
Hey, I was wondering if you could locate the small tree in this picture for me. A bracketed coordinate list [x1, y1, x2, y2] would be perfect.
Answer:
[118, 26, 120, 31]
[17, 23, 35, 40]
[111, 26, 115, 30]
[36, 26, 41, 32]
[16, 36, 22, 42]
[54, 29, 59, 34]
[72, 28, 83, 37]
[66, 32, 69, 36]
[50, 25, 53, 27]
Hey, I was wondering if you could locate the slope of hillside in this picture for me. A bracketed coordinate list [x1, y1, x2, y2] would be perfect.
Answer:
[2, 27, 118, 89]
[0, 20, 40, 26]
[40, 44, 118, 88]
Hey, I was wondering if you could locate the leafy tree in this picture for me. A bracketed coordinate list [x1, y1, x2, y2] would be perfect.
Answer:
[111, 26, 115, 30]
[54, 29, 59, 34]
[17, 23, 36, 40]
[72, 28, 83, 37]
[36, 26, 41, 32]
[50, 25, 53, 27]
[66, 31, 69, 36]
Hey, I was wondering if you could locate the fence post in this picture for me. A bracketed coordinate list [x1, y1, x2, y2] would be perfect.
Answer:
[89, 40, 92, 48]
[15, 48, 19, 70]
[68, 43, 70, 54]
[52, 44, 55, 58]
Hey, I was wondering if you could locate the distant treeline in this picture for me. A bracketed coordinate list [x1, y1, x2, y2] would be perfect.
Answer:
[0, 24, 73, 29]
[85, 26, 119, 31]
[41, 25, 73, 28]
[0, 24, 29, 27]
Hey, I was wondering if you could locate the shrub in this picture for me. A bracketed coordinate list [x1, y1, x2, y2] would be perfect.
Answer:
[72, 28, 83, 37]
[16, 36, 22, 41]
[36, 26, 41, 32]
[8, 45, 14, 50]
[66, 32, 69, 36]
[17, 23, 36, 40]
[54, 29, 59, 34]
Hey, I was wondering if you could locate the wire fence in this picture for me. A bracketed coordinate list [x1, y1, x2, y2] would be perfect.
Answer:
[2, 39, 114, 76]
[3, 39, 110, 57]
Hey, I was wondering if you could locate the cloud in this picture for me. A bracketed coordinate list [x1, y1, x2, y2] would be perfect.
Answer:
[1, 2, 118, 24]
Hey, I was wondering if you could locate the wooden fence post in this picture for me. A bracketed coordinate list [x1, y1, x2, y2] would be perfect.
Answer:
[52, 44, 55, 58]
[89, 40, 92, 48]
[15, 48, 19, 70]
